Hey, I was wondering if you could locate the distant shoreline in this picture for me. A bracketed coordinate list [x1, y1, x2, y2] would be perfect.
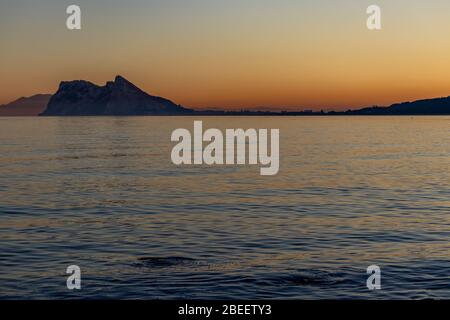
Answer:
[2, 108, 450, 117]
[2, 76, 450, 116]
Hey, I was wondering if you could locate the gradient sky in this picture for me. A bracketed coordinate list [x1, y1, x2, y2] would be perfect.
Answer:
[2, 0, 450, 110]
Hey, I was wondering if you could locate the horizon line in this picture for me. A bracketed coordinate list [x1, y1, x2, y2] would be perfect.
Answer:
[3, 91, 450, 114]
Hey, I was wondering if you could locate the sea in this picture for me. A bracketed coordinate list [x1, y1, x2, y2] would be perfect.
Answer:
[0, 116, 449, 299]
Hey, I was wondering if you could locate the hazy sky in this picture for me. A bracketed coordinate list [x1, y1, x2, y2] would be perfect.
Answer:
[2, 0, 450, 110]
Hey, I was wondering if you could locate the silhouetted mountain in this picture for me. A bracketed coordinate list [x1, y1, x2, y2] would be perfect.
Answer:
[0, 94, 51, 116]
[345, 96, 450, 115]
[41, 76, 192, 116]
[5, 79, 450, 116]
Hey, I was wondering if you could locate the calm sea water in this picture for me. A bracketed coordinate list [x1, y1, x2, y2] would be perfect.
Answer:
[0, 116, 449, 299]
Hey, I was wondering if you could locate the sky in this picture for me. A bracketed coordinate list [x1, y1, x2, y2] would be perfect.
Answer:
[1, 0, 450, 110]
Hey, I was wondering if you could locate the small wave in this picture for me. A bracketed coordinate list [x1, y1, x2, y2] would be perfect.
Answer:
[262, 270, 345, 287]
[136, 257, 197, 269]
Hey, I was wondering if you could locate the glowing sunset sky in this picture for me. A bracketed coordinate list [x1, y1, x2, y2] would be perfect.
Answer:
[1, 0, 450, 110]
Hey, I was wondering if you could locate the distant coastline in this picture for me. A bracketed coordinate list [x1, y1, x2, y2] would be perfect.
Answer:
[2, 76, 450, 116]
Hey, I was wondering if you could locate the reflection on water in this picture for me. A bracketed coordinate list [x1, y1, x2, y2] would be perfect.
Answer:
[0, 116, 449, 299]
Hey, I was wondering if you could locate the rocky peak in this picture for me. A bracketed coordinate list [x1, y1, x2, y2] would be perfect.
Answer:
[41, 76, 192, 116]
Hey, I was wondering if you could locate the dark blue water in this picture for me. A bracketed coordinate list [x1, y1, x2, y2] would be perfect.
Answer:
[0, 116, 449, 299]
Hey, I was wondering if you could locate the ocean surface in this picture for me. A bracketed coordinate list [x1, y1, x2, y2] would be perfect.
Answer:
[0, 116, 449, 299]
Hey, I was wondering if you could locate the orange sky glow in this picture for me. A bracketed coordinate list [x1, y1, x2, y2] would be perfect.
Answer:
[2, 0, 450, 110]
